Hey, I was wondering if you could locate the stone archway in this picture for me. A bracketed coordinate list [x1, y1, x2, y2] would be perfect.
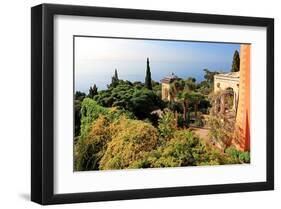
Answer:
[214, 72, 239, 113]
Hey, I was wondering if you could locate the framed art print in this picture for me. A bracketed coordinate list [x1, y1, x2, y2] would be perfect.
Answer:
[31, 3, 274, 205]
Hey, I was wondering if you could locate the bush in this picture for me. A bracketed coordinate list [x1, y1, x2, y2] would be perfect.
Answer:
[133, 130, 230, 168]
[99, 117, 158, 170]
[79, 98, 134, 140]
[93, 82, 164, 121]
[192, 118, 204, 127]
[153, 131, 206, 167]
[75, 116, 111, 170]
[158, 110, 177, 139]
[75, 99, 250, 171]
[225, 146, 250, 163]
[75, 98, 134, 171]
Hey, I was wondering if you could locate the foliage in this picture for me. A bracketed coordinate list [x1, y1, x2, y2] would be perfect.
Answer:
[176, 89, 192, 124]
[130, 88, 163, 120]
[231, 50, 240, 72]
[88, 84, 98, 99]
[132, 130, 232, 168]
[158, 109, 177, 139]
[75, 99, 248, 171]
[75, 99, 134, 171]
[197, 98, 211, 114]
[186, 77, 196, 83]
[197, 80, 211, 95]
[74, 100, 82, 137]
[207, 91, 236, 149]
[94, 82, 164, 121]
[189, 92, 205, 117]
[168, 79, 193, 125]
[152, 80, 162, 98]
[79, 98, 134, 143]
[207, 114, 235, 149]
[192, 118, 204, 127]
[75, 91, 86, 101]
[108, 69, 119, 88]
[185, 78, 197, 91]
[99, 117, 158, 170]
[74, 56, 251, 171]
[203, 69, 220, 85]
[75, 116, 112, 170]
[151, 131, 207, 167]
[198, 69, 220, 94]
[225, 146, 250, 163]
[144, 58, 152, 90]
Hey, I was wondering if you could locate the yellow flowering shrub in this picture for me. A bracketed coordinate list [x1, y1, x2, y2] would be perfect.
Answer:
[99, 117, 158, 170]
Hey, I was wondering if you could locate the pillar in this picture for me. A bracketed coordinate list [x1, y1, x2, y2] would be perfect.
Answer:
[235, 44, 251, 151]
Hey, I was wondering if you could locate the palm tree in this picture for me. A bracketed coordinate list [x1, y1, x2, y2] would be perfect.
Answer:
[176, 90, 192, 124]
[190, 92, 204, 118]
[168, 79, 194, 126]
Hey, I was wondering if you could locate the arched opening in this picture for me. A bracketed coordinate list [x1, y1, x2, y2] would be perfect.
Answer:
[224, 87, 234, 111]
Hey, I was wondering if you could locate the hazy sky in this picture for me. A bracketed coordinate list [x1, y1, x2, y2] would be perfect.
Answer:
[74, 37, 240, 92]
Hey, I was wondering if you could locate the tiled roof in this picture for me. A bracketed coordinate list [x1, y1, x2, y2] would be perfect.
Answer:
[215, 71, 240, 79]
[160, 74, 180, 84]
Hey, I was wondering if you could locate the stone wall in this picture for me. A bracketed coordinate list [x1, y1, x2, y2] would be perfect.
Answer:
[214, 73, 240, 111]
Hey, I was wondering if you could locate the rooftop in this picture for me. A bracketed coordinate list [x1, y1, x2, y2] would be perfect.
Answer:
[160, 73, 180, 84]
[214, 71, 240, 79]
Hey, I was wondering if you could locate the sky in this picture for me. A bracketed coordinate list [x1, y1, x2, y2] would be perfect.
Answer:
[74, 36, 240, 93]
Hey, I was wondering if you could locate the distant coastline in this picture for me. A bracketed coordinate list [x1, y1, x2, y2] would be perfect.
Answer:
[75, 61, 231, 92]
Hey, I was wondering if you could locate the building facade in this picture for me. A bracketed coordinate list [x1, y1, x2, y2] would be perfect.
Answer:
[160, 74, 180, 101]
[214, 72, 240, 112]
[213, 44, 251, 151]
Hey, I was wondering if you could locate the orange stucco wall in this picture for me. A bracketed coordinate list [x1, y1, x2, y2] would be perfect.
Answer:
[235, 44, 251, 151]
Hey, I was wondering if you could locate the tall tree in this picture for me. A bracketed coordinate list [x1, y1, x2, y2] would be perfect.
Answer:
[169, 80, 192, 126]
[203, 69, 219, 85]
[231, 50, 240, 72]
[109, 69, 119, 88]
[190, 92, 204, 118]
[144, 58, 152, 90]
[114, 68, 118, 80]
[88, 84, 98, 98]
[75, 91, 86, 101]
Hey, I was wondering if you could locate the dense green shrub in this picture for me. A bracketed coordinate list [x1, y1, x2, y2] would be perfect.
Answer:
[93, 82, 164, 121]
[132, 130, 232, 168]
[151, 131, 207, 167]
[75, 98, 134, 171]
[158, 110, 177, 139]
[99, 117, 158, 170]
[75, 99, 249, 171]
[75, 116, 111, 170]
[192, 118, 204, 127]
[225, 146, 250, 163]
[79, 98, 134, 140]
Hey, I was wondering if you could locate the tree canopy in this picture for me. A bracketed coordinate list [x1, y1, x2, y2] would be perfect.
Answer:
[93, 81, 164, 121]
[88, 84, 98, 98]
[144, 58, 152, 90]
[74, 56, 250, 172]
[231, 50, 240, 72]
[108, 69, 119, 88]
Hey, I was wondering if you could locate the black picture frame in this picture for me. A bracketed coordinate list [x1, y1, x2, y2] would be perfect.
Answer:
[31, 3, 274, 205]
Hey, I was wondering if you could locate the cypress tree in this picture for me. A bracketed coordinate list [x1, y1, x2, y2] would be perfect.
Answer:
[110, 69, 119, 88]
[231, 50, 240, 72]
[114, 69, 118, 80]
[88, 84, 98, 98]
[144, 58, 152, 90]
